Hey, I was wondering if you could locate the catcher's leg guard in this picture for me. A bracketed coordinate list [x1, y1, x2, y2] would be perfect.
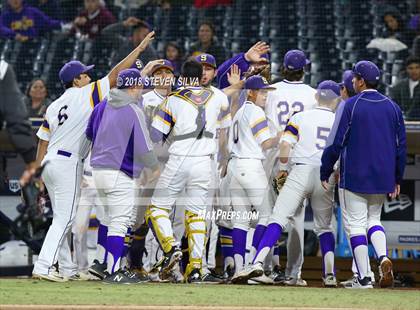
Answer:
[184, 210, 206, 279]
[145, 205, 175, 254]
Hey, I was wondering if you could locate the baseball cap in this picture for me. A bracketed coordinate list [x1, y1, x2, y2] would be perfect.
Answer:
[151, 59, 174, 75]
[245, 76, 275, 90]
[59, 60, 94, 84]
[283, 50, 310, 71]
[195, 53, 217, 68]
[317, 80, 341, 100]
[116, 69, 143, 89]
[131, 59, 144, 71]
[352, 60, 380, 83]
[339, 70, 354, 92]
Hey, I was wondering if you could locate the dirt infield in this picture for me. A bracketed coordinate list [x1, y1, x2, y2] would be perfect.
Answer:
[0, 307, 369, 310]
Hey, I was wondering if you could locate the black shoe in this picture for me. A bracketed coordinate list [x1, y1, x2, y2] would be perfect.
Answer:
[130, 268, 150, 283]
[208, 268, 224, 280]
[271, 266, 286, 284]
[201, 272, 223, 284]
[223, 265, 235, 281]
[88, 259, 107, 280]
[103, 269, 143, 284]
[187, 269, 202, 283]
[160, 246, 182, 279]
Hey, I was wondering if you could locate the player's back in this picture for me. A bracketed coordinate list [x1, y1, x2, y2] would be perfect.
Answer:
[285, 107, 335, 166]
[266, 80, 317, 132]
[38, 77, 110, 158]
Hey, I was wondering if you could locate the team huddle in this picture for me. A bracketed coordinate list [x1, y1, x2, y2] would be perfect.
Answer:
[28, 31, 406, 289]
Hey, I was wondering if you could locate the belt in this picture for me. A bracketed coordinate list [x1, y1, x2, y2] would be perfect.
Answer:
[57, 150, 72, 157]
[295, 163, 306, 166]
[83, 170, 93, 177]
[172, 131, 214, 141]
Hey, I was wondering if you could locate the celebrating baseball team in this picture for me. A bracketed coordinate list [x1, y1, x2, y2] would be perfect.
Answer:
[26, 29, 407, 289]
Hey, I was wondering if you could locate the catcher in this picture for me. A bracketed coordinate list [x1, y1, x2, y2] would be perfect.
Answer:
[225, 76, 280, 283]
[236, 80, 341, 287]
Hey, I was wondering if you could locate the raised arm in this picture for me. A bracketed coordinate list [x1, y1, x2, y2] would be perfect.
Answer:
[107, 31, 155, 88]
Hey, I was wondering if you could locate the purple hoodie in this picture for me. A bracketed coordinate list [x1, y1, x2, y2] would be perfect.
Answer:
[217, 52, 251, 89]
[0, 3, 61, 38]
[86, 89, 156, 179]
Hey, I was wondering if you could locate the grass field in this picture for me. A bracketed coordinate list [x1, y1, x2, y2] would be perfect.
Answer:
[1, 279, 420, 310]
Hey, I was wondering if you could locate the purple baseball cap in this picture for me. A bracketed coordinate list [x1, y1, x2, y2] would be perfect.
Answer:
[245, 75, 275, 90]
[131, 59, 144, 71]
[339, 70, 355, 92]
[151, 59, 174, 75]
[317, 80, 341, 100]
[116, 68, 143, 89]
[195, 53, 217, 68]
[352, 60, 381, 83]
[59, 60, 94, 83]
[283, 49, 310, 71]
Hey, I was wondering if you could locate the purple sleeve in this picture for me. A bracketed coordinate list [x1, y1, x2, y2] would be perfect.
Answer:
[133, 117, 153, 155]
[326, 100, 345, 147]
[33, 7, 61, 31]
[0, 24, 15, 39]
[217, 52, 251, 89]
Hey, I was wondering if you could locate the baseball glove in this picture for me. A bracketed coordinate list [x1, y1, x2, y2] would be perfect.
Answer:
[272, 171, 288, 195]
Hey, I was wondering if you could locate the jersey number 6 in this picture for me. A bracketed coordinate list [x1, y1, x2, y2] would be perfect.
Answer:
[58, 105, 69, 126]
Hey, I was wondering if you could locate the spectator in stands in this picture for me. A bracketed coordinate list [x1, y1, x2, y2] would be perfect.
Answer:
[189, 21, 227, 65]
[382, 8, 413, 46]
[102, 16, 158, 66]
[27, 0, 61, 20]
[0, 0, 62, 40]
[164, 41, 183, 77]
[24, 78, 51, 117]
[390, 56, 420, 120]
[72, 0, 116, 40]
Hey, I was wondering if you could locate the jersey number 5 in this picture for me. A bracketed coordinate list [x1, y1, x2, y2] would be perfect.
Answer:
[58, 105, 69, 126]
[316, 127, 331, 150]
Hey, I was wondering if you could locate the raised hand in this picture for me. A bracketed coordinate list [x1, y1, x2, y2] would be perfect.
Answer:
[138, 31, 155, 52]
[244, 41, 270, 63]
[227, 64, 242, 85]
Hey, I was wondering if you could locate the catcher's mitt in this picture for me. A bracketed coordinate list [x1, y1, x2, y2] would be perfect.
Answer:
[272, 171, 288, 195]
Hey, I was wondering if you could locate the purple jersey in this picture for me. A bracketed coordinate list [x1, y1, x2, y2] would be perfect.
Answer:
[217, 53, 251, 89]
[87, 95, 154, 179]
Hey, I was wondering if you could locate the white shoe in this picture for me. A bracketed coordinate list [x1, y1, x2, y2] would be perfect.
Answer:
[32, 271, 67, 282]
[323, 273, 337, 287]
[248, 273, 274, 285]
[344, 276, 373, 289]
[379, 257, 394, 288]
[231, 263, 264, 284]
[66, 272, 97, 281]
[284, 276, 307, 287]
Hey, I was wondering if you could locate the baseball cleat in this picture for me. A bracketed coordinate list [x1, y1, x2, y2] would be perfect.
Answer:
[344, 276, 373, 289]
[284, 276, 308, 287]
[103, 269, 145, 284]
[32, 272, 67, 282]
[340, 275, 357, 288]
[201, 272, 223, 284]
[223, 264, 235, 281]
[248, 273, 274, 285]
[232, 263, 264, 284]
[271, 266, 286, 284]
[187, 268, 202, 284]
[323, 273, 337, 287]
[379, 257, 394, 288]
[88, 259, 107, 280]
[66, 272, 97, 281]
[160, 246, 182, 279]
[131, 268, 150, 283]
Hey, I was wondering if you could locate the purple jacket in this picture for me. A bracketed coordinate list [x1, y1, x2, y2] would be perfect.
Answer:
[217, 52, 251, 89]
[86, 89, 157, 179]
[0, 4, 61, 38]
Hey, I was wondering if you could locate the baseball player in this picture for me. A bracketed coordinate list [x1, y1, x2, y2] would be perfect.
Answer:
[87, 68, 160, 284]
[263, 49, 316, 286]
[225, 76, 279, 283]
[321, 61, 406, 289]
[32, 32, 155, 282]
[234, 80, 341, 287]
[146, 59, 229, 283]
[195, 53, 231, 281]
